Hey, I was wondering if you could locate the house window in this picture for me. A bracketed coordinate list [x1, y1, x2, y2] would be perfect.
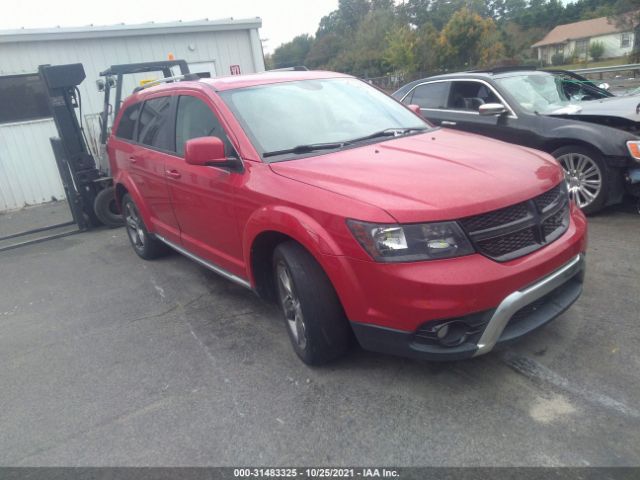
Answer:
[0, 74, 50, 125]
[621, 32, 631, 48]
[575, 39, 589, 58]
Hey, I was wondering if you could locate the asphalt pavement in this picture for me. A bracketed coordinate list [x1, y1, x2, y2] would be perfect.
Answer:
[0, 203, 639, 466]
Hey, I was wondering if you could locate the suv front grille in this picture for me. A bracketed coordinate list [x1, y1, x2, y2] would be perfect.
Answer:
[459, 183, 570, 262]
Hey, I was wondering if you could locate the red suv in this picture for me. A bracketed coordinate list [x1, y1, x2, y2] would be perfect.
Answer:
[108, 71, 587, 365]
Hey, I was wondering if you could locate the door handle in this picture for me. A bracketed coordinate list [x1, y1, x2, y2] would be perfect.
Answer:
[166, 169, 182, 179]
[129, 156, 139, 163]
[441, 121, 457, 126]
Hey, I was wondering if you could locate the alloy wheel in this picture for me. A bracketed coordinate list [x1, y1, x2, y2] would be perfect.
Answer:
[276, 262, 307, 350]
[556, 152, 602, 209]
[125, 202, 145, 249]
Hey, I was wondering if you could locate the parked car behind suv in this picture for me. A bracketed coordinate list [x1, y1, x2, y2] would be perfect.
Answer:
[108, 71, 587, 365]
[393, 68, 640, 213]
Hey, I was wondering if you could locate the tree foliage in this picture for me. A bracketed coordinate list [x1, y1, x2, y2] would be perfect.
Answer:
[589, 41, 605, 60]
[437, 8, 504, 69]
[269, 0, 637, 77]
[271, 34, 314, 69]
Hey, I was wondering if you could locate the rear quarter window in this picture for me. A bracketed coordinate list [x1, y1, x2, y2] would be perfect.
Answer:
[115, 102, 141, 140]
[137, 96, 174, 151]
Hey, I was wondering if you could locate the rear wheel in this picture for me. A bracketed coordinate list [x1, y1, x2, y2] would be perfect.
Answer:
[552, 145, 607, 214]
[122, 194, 168, 260]
[94, 186, 125, 228]
[273, 241, 351, 365]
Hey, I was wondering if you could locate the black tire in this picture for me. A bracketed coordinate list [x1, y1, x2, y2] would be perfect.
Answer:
[273, 241, 351, 365]
[122, 194, 169, 260]
[94, 186, 125, 228]
[552, 145, 609, 214]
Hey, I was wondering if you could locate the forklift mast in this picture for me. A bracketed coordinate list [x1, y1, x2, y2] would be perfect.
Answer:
[34, 60, 191, 234]
[39, 63, 102, 230]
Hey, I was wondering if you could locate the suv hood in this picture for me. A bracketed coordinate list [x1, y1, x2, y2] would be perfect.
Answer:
[270, 129, 564, 223]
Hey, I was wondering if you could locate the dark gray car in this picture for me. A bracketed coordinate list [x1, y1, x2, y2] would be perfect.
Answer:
[392, 68, 640, 213]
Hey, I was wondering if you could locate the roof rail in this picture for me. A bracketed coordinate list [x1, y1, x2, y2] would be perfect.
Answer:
[133, 73, 201, 92]
[268, 66, 309, 72]
[469, 65, 538, 74]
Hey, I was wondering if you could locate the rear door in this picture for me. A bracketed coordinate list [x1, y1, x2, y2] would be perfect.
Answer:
[132, 95, 181, 242]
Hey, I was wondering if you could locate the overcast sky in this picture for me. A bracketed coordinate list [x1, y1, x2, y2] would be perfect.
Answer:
[0, 0, 340, 53]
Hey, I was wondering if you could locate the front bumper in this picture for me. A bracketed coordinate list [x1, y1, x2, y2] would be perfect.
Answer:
[351, 253, 585, 361]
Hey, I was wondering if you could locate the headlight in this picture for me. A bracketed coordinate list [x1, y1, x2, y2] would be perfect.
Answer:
[347, 219, 475, 262]
[627, 140, 640, 161]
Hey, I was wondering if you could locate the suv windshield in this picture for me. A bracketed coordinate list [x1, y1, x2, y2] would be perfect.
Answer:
[220, 78, 429, 160]
[496, 73, 599, 114]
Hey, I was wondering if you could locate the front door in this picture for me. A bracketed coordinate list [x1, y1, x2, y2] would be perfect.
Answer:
[164, 93, 245, 278]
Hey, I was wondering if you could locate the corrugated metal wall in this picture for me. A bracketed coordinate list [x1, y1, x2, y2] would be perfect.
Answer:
[0, 29, 263, 119]
[0, 119, 64, 211]
[0, 27, 264, 212]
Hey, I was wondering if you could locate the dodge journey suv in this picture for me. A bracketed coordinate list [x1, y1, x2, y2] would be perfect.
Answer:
[108, 71, 587, 365]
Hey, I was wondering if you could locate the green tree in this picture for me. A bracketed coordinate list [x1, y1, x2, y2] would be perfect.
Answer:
[305, 33, 343, 69]
[384, 24, 418, 74]
[271, 34, 315, 69]
[589, 41, 605, 60]
[349, 8, 397, 76]
[437, 8, 505, 69]
[414, 22, 441, 73]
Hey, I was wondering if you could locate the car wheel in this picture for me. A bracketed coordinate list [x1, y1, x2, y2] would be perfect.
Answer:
[122, 194, 169, 260]
[273, 241, 351, 365]
[94, 186, 125, 228]
[552, 145, 608, 214]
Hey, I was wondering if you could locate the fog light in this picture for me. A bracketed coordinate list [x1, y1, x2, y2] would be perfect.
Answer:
[436, 324, 450, 340]
[435, 321, 469, 347]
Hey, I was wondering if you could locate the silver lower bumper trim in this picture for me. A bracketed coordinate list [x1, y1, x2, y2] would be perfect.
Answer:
[473, 253, 585, 357]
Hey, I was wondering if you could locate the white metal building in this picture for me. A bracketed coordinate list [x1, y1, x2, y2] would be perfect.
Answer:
[0, 18, 265, 212]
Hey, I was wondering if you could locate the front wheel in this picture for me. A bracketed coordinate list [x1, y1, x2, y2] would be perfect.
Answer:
[552, 145, 608, 214]
[273, 241, 351, 365]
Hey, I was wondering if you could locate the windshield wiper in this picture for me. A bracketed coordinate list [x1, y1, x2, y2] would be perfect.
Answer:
[263, 142, 344, 158]
[262, 127, 428, 158]
[343, 127, 429, 145]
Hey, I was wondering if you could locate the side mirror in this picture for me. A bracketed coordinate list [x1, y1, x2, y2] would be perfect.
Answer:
[184, 136, 243, 171]
[408, 104, 422, 116]
[185, 136, 226, 166]
[598, 82, 610, 91]
[479, 103, 507, 116]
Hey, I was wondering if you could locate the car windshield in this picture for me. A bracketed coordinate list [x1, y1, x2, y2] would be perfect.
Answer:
[220, 77, 429, 160]
[496, 73, 584, 114]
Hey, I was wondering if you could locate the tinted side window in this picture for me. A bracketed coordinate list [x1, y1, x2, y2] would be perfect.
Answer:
[137, 97, 173, 149]
[175, 96, 233, 156]
[410, 83, 449, 109]
[115, 103, 141, 140]
[447, 81, 500, 111]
